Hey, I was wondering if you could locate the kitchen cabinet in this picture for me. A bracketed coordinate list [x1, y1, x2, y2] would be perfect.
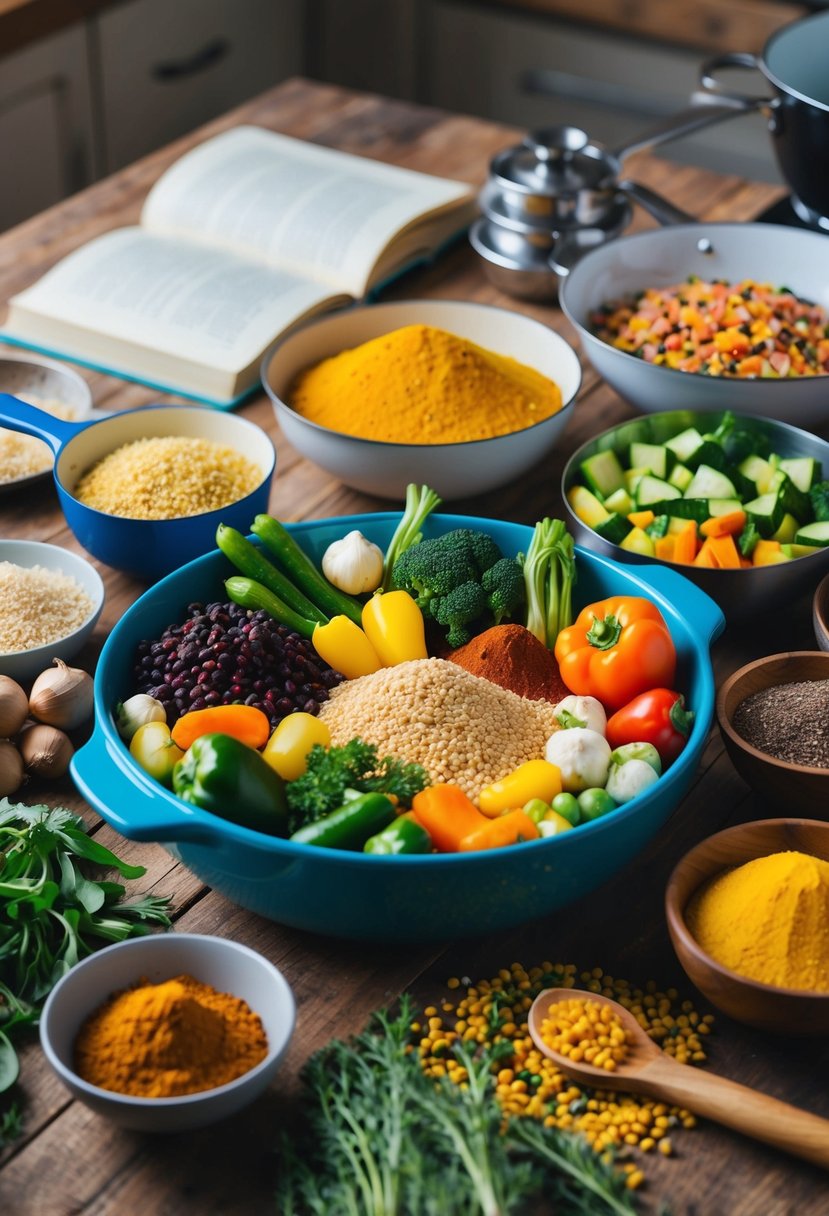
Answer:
[423, 0, 782, 183]
[0, 24, 97, 231]
[95, 0, 305, 171]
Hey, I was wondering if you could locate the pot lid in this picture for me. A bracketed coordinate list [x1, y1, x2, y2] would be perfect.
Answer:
[490, 126, 613, 196]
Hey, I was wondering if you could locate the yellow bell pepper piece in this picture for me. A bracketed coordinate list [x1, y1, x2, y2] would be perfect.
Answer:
[262, 712, 331, 781]
[361, 590, 428, 666]
[312, 615, 382, 679]
[477, 759, 563, 818]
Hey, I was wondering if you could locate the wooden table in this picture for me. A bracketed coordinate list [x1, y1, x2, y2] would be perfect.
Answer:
[1, 79, 827, 1216]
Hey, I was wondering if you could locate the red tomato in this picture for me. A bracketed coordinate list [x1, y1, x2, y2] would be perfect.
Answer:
[606, 689, 694, 767]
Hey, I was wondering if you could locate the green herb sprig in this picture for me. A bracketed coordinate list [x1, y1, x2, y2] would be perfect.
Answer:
[0, 799, 172, 1102]
[285, 739, 429, 830]
[275, 996, 639, 1216]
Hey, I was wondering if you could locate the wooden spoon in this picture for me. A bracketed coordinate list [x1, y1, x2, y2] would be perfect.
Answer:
[528, 988, 829, 1170]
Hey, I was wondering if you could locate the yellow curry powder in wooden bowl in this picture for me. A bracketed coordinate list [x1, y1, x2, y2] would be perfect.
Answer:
[287, 323, 563, 444]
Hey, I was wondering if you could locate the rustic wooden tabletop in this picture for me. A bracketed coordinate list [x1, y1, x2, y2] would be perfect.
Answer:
[0, 78, 826, 1216]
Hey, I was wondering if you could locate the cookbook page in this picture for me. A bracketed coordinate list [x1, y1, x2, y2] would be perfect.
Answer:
[141, 126, 474, 297]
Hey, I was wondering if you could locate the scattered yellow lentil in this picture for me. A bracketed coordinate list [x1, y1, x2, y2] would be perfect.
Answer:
[318, 658, 557, 799]
[73, 436, 262, 520]
[419, 962, 710, 1182]
[0, 561, 94, 655]
[539, 996, 628, 1072]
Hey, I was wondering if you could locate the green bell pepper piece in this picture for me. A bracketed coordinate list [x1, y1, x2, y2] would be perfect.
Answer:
[290, 792, 395, 850]
[172, 733, 288, 836]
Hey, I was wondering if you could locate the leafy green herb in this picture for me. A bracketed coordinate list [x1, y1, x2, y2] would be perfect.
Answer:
[285, 739, 429, 830]
[0, 799, 172, 1096]
[275, 997, 639, 1216]
[519, 518, 576, 650]
[0, 1101, 22, 1149]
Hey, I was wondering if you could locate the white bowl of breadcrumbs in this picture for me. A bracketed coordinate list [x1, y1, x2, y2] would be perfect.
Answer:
[0, 541, 104, 682]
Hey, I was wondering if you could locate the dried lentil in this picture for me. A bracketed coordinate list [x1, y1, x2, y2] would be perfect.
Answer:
[731, 679, 829, 768]
[418, 961, 711, 1182]
[0, 562, 94, 655]
[539, 996, 628, 1071]
[73, 436, 261, 520]
[317, 658, 558, 799]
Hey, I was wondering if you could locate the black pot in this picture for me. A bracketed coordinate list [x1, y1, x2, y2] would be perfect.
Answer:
[700, 10, 829, 227]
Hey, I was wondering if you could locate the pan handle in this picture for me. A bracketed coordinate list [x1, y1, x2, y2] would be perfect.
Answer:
[616, 180, 695, 227]
[0, 392, 82, 453]
[699, 52, 773, 103]
[610, 96, 762, 163]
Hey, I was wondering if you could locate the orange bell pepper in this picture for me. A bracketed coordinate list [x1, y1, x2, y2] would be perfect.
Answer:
[459, 808, 539, 852]
[706, 532, 741, 569]
[171, 704, 271, 751]
[411, 784, 487, 852]
[554, 595, 677, 712]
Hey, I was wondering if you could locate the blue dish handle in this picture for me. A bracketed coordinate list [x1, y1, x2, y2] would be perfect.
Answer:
[0, 392, 81, 453]
[626, 562, 726, 644]
[71, 728, 227, 846]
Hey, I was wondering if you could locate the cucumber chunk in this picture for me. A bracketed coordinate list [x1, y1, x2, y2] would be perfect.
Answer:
[668, 464, 693, 492]
[567, 485, 610, 529]
[603, 487, 634, 516]
[664, 427, 703, 465]
[684, 465, 737, 501]
[629, 442, 672, 480]
[744, 491, 785, 538]
[636, 475, 681, 508]
[594, 513, 633, 544]
[580, 450, 626, 500]
[779, 456, 821, 493]
[793, 520, 829, 548]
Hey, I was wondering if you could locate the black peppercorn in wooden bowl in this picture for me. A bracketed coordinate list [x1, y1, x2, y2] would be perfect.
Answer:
[716, 651, 829, 816]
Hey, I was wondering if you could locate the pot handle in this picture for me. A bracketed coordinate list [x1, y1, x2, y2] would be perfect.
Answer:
[617, 180, 695, 227]
[71, 728, 229, 847]
[699, 52, 775, 108]
[0, 392, 81, 453]
[622, 562, 726, 646]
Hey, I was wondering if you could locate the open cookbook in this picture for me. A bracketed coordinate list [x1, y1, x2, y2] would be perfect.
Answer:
[0, 126, 477, 407]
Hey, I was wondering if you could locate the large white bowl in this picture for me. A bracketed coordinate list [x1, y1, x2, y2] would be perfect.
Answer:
[0, 540, 104, 682]
[39, 933, 296, 1133]
[560, 222, 829, 429]
[261, 299, 582, 500]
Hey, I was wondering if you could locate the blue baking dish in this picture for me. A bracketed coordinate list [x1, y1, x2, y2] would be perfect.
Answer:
[71, 512, 725, 941]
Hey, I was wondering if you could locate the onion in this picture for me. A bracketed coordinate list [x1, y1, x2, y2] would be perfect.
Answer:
[0, 675, 29, 738]
[0, 739, 24, 796]
[19, 723, 74, 778]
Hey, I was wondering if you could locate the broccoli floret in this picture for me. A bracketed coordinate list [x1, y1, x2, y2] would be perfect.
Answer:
[481, 556, 526, 625]
[391, 533, 479, 612]
[431, 582, 489, 648]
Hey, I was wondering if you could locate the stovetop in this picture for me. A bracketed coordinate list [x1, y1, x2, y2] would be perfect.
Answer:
[755, 195, 829, 231]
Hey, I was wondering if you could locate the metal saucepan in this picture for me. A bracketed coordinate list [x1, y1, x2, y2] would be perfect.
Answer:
[699, 10, 829, 227]
[559, 221, 829, 429]
[488, 96, 758, 231]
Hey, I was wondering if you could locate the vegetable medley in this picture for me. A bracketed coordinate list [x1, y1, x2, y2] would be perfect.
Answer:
[120, 485, 694, 855]
[592, 276, 829, 378]
[568, 411, 829, 567]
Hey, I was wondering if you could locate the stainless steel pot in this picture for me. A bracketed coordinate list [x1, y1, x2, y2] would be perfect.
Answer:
[699, 10, 829, 228]
[475, 95, 759, 299]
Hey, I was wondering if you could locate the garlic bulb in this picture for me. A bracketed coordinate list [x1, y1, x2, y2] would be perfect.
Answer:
[322, 530, 384, 595]
[115, 693, 166, 742]
[0, 674, 29, 738]
[29, 659, 94, 730]
[19, 724, 74, 778]
[0, 739, 24, 796]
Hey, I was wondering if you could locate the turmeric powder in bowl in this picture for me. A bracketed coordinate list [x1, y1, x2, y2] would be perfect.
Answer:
[287, 323, 563, 444]
[685, 850, 829, 993]
[73, 973, 268, 1097]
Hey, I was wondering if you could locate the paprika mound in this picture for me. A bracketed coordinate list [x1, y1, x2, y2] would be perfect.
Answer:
[448, 623, 569, 702]
[73, 973, 268, 1097]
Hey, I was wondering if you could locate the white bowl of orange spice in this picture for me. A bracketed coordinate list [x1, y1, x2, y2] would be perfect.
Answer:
[262, 299, 582, 500]
[39, 933, 295, 1132]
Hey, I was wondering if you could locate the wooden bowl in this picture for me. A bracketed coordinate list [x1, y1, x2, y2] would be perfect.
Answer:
[813, 572, 829, 652]
[716, 651, 829, 815]
[665, 819, 829, 1035]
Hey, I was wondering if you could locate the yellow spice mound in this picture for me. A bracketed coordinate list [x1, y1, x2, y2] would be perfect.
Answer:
[318, 657, 557, 799]
[74, 436, 261, 520]
[288, 323, 563, 444]
[686, 850, 829, 992]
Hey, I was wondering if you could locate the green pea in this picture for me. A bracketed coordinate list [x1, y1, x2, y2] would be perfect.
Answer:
[577, 788, 617, 822]
[551, 792, 581, 826]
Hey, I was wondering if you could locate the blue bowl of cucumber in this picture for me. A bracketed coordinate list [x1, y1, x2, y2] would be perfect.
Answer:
[562, 409, 829, 622]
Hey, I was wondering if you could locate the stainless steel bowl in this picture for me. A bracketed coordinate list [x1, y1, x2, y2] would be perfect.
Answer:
[562, 409, 829, 622]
